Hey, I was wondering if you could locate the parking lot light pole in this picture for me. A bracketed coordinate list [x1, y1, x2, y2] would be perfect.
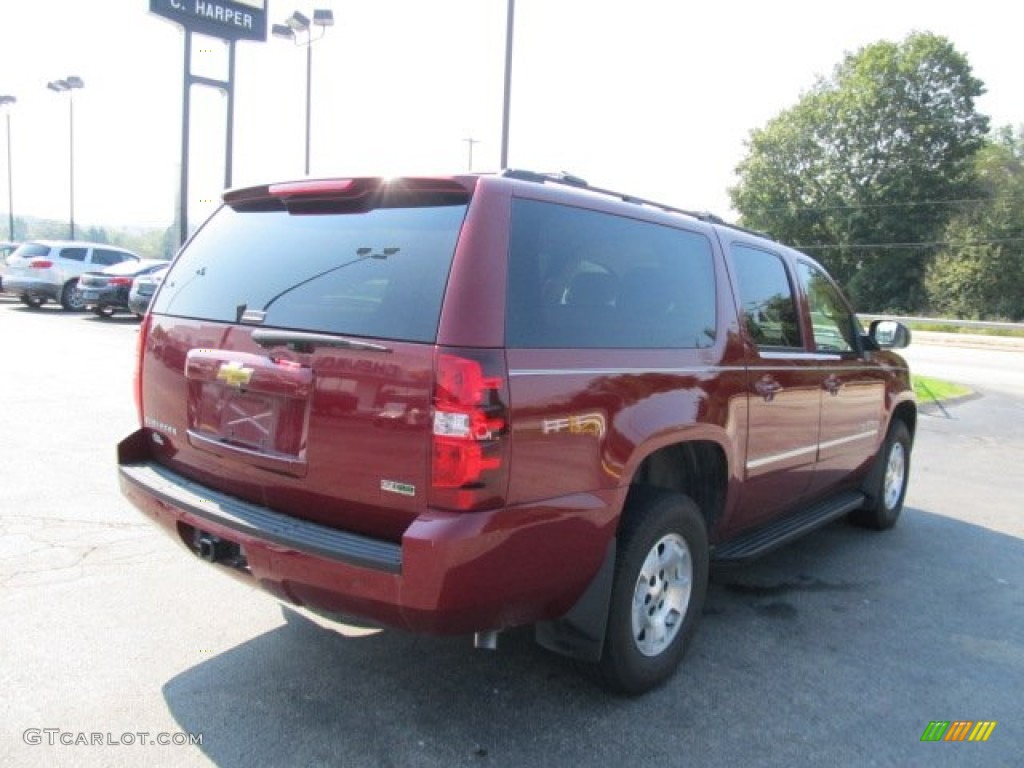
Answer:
[0, 95, 14, 240]
[47, 76, 84, 240]
[273, 9, 334, 176]
[500, 0, 514, 169]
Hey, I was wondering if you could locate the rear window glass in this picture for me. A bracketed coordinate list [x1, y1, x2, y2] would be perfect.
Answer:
[506, 199, 717, 348]
[152, 202, 467, 343]
[12, 243, 50, 260]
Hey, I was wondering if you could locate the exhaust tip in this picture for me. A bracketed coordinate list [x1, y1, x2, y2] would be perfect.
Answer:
[474, 631, 499, 651]
[197, 536, 218, 562]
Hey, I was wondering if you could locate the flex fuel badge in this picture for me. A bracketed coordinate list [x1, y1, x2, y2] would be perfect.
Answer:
[381, 480, 416, 497]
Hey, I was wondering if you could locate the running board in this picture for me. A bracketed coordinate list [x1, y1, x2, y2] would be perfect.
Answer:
[711, 491, 866, 563]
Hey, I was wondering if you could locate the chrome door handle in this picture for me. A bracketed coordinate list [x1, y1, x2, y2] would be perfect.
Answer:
[754, 376, 782, 402]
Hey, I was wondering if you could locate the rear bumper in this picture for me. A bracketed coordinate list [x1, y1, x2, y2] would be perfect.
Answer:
[2, 276, 59, 299]
[80, 286, 130, 309]
[128, 295, 152, 315]
[117, 428, 619, 634]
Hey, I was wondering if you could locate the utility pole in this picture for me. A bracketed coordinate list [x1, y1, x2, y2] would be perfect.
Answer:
[463, 137, 480, 171]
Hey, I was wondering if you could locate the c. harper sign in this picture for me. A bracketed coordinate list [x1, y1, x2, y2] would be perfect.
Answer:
[150, 0, 267, 42]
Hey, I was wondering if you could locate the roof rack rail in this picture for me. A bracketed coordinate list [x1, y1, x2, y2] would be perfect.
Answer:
[501, 168, 769, 239]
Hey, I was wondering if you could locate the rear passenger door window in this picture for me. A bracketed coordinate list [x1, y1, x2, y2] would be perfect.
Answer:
[729, 245, 802, 349]
[59, 248, 87, 262]
[506, 199, 717, 348]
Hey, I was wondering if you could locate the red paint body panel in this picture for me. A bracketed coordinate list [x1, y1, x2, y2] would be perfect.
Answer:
[119, 172, 915, 638]
[119, 439, 617, 633]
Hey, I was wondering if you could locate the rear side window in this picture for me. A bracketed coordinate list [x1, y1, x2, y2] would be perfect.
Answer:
[152, 202, 467, 343]
[506, 199, 717, 348]
[59, 248, 88, 262]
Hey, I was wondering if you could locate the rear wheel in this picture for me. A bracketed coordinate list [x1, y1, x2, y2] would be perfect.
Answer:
[600, 487, 708, 695]
[20, 295, 44, 309]
[851, 420, 911, 530]
[93, 305, 116, 318]
[60, 279, 86, 311]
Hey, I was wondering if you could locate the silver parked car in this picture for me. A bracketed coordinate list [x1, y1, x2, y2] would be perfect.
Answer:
[127, 264, 169, 317]
[0, 241, 20, 292]
[2, 240, 140, 310]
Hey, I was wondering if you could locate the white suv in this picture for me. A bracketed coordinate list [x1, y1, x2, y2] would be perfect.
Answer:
[0, 241, 20, 291]
[2, 240, 140, 310]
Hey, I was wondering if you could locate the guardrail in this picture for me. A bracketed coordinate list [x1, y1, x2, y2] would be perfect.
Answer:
[860, 315, 1024, 332]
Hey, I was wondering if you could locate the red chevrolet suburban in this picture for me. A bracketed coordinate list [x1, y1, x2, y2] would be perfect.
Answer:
[118, 171, 915, 693]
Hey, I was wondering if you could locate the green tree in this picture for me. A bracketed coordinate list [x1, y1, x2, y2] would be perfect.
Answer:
[926, 126, 1024, 320]
[730, 32, 988, 312]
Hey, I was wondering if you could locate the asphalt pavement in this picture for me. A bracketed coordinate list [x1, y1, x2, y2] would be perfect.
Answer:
[1, 298, 1021, 767]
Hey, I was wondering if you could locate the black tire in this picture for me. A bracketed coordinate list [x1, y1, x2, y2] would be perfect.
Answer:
[20, 295, 44, 308]
[851, 420, 911, 530]
[93, 305, 116, 318]
[599, 487, 709, 695]
[60, 279, 86, 311]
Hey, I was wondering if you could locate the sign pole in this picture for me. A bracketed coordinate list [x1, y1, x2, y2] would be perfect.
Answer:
[150, 1, 267, 246]
[179, 29, 192, 247]
[226, 40, 236, 189]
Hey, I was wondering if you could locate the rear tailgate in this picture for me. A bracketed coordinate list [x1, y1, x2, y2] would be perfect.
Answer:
[139, 177, 474, 542]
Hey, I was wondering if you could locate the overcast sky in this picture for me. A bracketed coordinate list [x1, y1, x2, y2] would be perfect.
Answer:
[0, 0, 1021, 232]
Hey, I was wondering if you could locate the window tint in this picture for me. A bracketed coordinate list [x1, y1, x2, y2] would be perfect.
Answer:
[59, 248, 88, 262]
[730, 244, 802, 348]
[152, 202, 467, 343]
[92, 249, 135, 266]
[506, 199, 717, 348]
[797, 261, 856, 353]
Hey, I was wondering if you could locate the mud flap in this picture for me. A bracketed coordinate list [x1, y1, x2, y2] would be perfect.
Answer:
[534, 539, 616, 662]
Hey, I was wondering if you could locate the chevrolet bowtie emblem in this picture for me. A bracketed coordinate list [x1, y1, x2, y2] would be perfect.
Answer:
[216, 361, 254, 388]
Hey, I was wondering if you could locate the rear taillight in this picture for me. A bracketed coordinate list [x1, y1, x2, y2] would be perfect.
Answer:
[109, 276, 133, 286]
[134, 313, 152, 424]
[30, 259, 53, 269]
[430, 349, 509, 511]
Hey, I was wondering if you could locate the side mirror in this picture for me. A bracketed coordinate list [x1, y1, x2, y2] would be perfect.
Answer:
[869, 319, 911, 349]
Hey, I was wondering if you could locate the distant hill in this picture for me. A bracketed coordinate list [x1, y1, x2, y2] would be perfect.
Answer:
[1, 214, 177, 259]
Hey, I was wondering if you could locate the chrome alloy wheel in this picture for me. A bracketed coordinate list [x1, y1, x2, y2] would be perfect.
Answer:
[631, 533, 693, 657]
[883, 441, 907, 510]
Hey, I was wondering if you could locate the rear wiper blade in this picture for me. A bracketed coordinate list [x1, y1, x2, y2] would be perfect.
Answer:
[250, 329, 392, 354]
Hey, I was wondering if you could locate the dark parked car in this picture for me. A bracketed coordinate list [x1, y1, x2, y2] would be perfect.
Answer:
[79, 259, 168, 318]
[118, 171, 915, 694]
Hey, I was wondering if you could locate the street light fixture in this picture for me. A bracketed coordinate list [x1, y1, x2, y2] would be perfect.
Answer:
[0, 94, 15, 241]
[47, 76, 85, 240]
[273, 8, 334, 176]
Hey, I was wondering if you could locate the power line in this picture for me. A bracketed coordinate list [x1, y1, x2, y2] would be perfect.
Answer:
[795, 237, 1024, 251]
[750, 196, 1024, 215]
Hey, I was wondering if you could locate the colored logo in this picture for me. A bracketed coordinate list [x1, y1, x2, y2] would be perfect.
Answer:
[217, 361, 254, 388]
[920, 721, 997, 742]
